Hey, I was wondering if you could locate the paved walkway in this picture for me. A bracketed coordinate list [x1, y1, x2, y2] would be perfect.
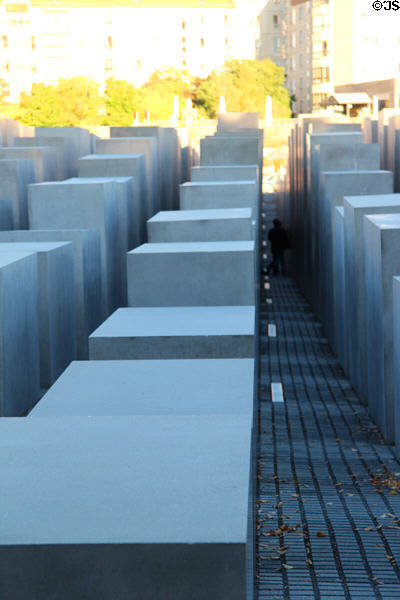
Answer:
[256, 196, 400, 600]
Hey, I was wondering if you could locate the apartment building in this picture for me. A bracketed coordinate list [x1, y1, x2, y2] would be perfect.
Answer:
[284, 0, 312, 114]
[0, 0, 259, 101]
[256, 0, 287, 68]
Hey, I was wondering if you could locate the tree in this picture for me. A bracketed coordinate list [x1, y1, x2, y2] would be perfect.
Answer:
[19, 77, 104, 126]
[194, 59, 291, 119]
[103, 77, 138, 126]
[139, 67, 194, 121]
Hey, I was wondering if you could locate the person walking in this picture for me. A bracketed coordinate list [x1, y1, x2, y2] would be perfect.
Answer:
[265, 218, 290, 276]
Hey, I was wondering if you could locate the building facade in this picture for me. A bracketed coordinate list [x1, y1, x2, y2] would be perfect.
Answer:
[0, 0, 259, 101]
[256, 0, 287, 68]
[284, 0, 312, 114]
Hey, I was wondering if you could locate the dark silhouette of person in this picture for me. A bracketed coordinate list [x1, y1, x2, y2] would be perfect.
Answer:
[265, 218, 290, 276]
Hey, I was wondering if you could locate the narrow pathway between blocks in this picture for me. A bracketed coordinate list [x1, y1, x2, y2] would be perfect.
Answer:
[256, 195, 400, 600]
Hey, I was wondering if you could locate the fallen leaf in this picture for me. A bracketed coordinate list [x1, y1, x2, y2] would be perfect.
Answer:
[282, 564, 294, 570]
[316, 531, 327, 538]
[364, 527, 373, 531]
[276, 502, 283, 508]
[306, 559, 313, 566]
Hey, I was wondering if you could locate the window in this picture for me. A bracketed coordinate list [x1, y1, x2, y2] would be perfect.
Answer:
[292, 80, 296, 93]
[31, 35, 35, 50]
[322, 40, 328, 55]
[299, 6, 303, 19]
[137, 59, 141, 69]
[273, 37, 280, 51]
[292, 32, 296, 47]
[291, 8, 296, 25]
[312, 67, 330, 83]
[224, 14, 228, 22]
[182, 59, 186, 66]
[299, 77, 303, 90]
[299, 54, 303, 67]
[1, 35, 8, 48]
[300, 100, 303, 112]
[32, 63, 37, 73]
[182, 46, 186, 53]
[105, 35, 112, 49]
[299, 30, 303, 44]
[225, 37, 228, 46]
[312, 93, 328, 108]
[105, 58, 112, 73]
[292, 56, 295, 70]
[200, 15, 204, 23]
[182, 37, 186, 43]
[273, 14, 278, 27]
[200, 37, 204, 46]
[181, 20, 186, 30]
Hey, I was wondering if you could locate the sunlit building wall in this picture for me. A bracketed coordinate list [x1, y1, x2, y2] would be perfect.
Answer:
[0, 0, 259, 101]
[285, 0, 312, 114]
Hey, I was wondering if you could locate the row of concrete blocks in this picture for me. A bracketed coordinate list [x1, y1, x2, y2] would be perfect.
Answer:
[0, 126, 262, 599]
[279, 113, 400, 457]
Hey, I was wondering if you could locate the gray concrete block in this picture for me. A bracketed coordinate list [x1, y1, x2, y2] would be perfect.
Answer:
[217, 112, 259, 131]
[127, 242, 255, 307]
[191, 165, 259, 183]
[333, 206, 348, 374]
[306, 139, 380, 308]
[28, 180, 120, 316]
[180, 181, 258, 216]
[364, 213, 400, 442]
[387, 115, 400, 192]
[0, 414, 251, 600]
[14, 136, 76, 180]
[318, 170, 393, 349]
[200, 136, 259, 166]
[30, 358, 254, 417]
[147, 208, 253, 242]
[66, 176, 133, 306]
[0, 252, 40, 415]
[95, 137, 159, 218]
[0, 146, 58, 182]
[78, 153, 146, 244]
[0, 229, 102, 359]
[0, 158, 35, 228]
[0, 242, 76, 388]
[363, 117, 378, 143]
[89, 306, 255, 360]
[35, 126, 92, 174]
[393, 276, 400, 458]
[343, 194, 400, 403]
[110, 126, 180, 211]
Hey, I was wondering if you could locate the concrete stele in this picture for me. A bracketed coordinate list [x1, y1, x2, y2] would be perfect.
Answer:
[127, 241, 255, 307]
[30, 358, 254, 416]
[0, 252, 40, 415]
[95, 137, 159, 218]
[147, 208, 253, 242]
[89, 306, 255, 360]
[317, 170, 394, 348]
[0, 241, 76, 388]
[0, 414, 251, 600]
[28, 179, 120, 316]
[343, 194, 400, 403]
[0, 146, 58, 183]
[0, 229, 102, 359]
[78, 153, 146, 245]
[180, 181, 258, 216]
[0, 158, 35, 229]
[364, 213, 400, 442]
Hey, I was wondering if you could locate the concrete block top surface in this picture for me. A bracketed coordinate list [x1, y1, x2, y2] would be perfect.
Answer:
[0, 414, 252, 545]
[148, 208, 252, 222]
[30, 358, 254, 417]
[322, 169, 391, 175]
[79, 153, 142, 160]
[66, 176, 132, 184]
[90, 306, 255, 337]
[0, 241, 71, 254]
[308, 132, 364, 140]
[129, 241, 255, 254]
[344, 194, 400, 208]
[181, 181, 256, 187]
[0, 251, 36, 270]
[336, 206, 344, 217]
[364, 213, 400, 229]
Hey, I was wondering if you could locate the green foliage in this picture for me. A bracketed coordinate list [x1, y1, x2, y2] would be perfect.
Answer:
[15, 59, 291, 126]
[103, 77, 138, 126]
[19, 77, 104, 126]
[194, 59, 291, 119]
